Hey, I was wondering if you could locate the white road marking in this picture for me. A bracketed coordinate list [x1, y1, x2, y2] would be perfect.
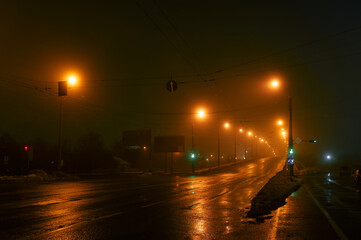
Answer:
[305, 186, 348, 240]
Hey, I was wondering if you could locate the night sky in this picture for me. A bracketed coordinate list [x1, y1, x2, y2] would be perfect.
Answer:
[1, 0, 361, 164]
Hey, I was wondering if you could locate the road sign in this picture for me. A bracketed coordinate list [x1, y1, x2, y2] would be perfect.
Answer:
[166, 80, 177, 93]
[287, 156, 295, 165]
[295, 137, 302, 144]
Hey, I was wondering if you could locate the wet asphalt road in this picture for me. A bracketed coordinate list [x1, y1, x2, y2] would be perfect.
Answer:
[0, 158, 353, 240]
[303, 172, 361, 240]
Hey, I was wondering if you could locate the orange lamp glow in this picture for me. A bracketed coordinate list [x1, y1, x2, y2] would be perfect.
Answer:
[197, 109, 206, 118]
[67, 75, 78, 86]
[270, 79, 279, 88]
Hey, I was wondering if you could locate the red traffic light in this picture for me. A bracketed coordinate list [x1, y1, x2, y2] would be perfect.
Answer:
[24, 146, 28, 151]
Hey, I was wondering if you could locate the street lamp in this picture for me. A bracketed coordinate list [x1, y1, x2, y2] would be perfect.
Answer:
[270, 79, 294, 176]
[192, 109, 206, 148]
[234, 128, 244, 160]
[246, 131, 253, 159]
[270, 79, 280, 88]
[237, 128, 249, 160]
[191, 109, 206, 173]
[197, 110, 205, 118]
[217, 121, 230, 167]
[58, 74, 78, 170]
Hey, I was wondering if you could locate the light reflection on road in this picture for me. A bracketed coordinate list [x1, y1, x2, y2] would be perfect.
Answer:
[181, 156, 284, 239]
[0, 156, 286, 240]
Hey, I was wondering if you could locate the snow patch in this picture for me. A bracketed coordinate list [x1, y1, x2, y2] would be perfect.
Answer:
[247, 169, 303, 218]
[0, 170, 79, 183]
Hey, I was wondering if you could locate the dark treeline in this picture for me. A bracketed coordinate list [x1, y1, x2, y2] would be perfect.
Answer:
[0, 132, 118, 175]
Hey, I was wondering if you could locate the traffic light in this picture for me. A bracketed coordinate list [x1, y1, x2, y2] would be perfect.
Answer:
[309, 140, 317, 143]
[289, 148, 294, 155]
[24, 146, 28, 151]
[188, 150, 199, 161]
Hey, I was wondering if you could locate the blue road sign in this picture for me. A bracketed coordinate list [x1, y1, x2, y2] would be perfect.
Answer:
[287, 156, 295, 165]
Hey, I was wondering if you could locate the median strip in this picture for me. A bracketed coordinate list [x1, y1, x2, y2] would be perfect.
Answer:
[246, 169, 303, 218]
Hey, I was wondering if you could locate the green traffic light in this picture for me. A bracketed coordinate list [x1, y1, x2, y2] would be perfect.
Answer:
[188, 150, 199, 161]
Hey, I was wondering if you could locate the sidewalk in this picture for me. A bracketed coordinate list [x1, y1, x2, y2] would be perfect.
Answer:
[271, 185, 340, 239]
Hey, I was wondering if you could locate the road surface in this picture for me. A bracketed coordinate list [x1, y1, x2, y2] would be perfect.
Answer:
[0, 157, 352, 239]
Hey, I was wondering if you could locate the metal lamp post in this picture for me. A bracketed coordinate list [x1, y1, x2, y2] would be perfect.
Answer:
[270, 79, 294, 176]
[57, 75, 77, 170]
[57, 81, 67, 170]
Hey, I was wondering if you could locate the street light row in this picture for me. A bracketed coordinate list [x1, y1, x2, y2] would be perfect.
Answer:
[194, 109, 277, 161]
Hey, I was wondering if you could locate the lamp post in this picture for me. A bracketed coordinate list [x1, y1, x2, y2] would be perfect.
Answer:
[191, 109, 205, 173]
[270, 79, 294, 176]
[234, 128, 244, 160]
[217, 122, 230, 167]
[57, 75, 77, 170]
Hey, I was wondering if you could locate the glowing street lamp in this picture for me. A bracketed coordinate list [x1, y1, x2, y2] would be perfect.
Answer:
[217, 122, 230, 168]
[197, 109, 205, 119]
[191, 109, 206, 173]
[277, 120, 283, 126]
[235, 128, 244, 160]
[68, 75, 77, 85]
[270, 79, 280, 89]
[192, 109, 206, 148]
[57, 73, 78, 170]
[269, 79, 294, 176]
